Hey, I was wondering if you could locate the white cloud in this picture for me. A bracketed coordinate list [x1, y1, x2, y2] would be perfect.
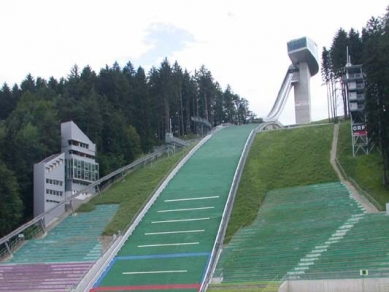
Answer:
[1, 0, 388, 124]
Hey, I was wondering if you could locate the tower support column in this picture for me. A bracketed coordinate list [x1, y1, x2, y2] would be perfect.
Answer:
[293, 62, 312, 124]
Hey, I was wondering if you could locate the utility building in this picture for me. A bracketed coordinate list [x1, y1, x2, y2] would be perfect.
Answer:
[34, 121, 99, 226]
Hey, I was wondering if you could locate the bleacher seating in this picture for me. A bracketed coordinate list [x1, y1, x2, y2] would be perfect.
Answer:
[0, 262, 93, 292]
[301, 212, 389, 279]
[6, 204, 118, 263]
[215, 182, 365, 283]
[0, 204, 118, 291]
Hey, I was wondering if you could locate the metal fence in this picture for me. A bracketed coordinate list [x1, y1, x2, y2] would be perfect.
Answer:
[335, 157, 383, 211]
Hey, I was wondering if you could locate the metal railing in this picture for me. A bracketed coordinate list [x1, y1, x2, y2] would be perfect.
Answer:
[335, 157, 383, 211]
[165, 132, 192, 147]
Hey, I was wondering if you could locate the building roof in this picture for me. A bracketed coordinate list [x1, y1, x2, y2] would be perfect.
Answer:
[38, 153, 63, 164]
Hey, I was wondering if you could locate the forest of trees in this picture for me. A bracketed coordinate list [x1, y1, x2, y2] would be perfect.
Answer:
[0, 58, 254, 237]
[322, 7, 389, 185]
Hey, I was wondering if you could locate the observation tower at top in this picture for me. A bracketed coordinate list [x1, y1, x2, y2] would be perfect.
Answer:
[265, 37, 319, 125]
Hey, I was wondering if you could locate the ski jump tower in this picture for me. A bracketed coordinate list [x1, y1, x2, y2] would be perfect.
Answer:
[265, 37, 319, 125]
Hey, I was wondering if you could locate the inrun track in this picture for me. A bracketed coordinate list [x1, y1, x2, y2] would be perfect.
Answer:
[91, 124, 257, 292]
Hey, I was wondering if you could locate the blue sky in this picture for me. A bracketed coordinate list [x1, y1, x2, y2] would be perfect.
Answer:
[1, 0, 388, 124]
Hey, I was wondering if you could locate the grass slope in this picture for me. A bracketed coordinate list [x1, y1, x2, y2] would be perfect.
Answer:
[224, 124, 338, 243]
[77, 149, 190, 235]
[337, 120, 389, 208]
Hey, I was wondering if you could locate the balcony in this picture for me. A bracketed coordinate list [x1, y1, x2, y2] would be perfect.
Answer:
[349, 92, 365, 102]
[345, 72, 363, 81]
[348, 82, 365, 91]
[349, 102, 365, 112]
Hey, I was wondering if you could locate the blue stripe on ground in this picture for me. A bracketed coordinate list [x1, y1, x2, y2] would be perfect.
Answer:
[116, 252, 210, 260]
[93, 257, 117, 288]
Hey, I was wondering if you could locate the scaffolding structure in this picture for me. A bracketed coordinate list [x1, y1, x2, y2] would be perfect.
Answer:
[344, 64, 373, 156]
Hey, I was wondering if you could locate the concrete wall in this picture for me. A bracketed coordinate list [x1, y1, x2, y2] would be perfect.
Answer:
[33, 153, 66, 226]
[33, 163, 45, 218]
[293, 62, 312, 124]
[279, 278, 389, 292]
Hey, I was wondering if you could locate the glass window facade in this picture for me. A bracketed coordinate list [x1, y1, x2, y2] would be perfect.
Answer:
[287, 38, 307, 52]
[65, 158, 99, 182]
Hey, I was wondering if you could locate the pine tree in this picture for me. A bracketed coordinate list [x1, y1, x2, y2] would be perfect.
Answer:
[0, 158, 22, 237]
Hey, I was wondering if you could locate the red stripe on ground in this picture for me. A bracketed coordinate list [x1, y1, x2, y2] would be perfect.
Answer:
[90, 283, 200, 291]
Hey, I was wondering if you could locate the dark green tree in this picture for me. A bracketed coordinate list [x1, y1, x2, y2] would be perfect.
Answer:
[0, 83, 16, 120]
[362, 16, 389, 185]
[0, 158, 22, 237]
[224, 85, 238, 123]
[20, 74, 36, 93]
[158, 58, 174, 137]
[330, 28, 349, 78]
[321, 47, 337, 121]
[133, 67, 153, 151]
[181, 70, 197, 134]
[195, 65, 216, 124]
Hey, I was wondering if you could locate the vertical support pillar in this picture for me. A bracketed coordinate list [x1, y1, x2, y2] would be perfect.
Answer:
[39, 218, 46, 234]
[5, 241, 12, 257]
[294, 62, 312, 124]
[70, 200, 75, 214]
[97, 184, 102, 198]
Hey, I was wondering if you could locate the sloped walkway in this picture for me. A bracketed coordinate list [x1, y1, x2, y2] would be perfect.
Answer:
[330, 123, 377, 213]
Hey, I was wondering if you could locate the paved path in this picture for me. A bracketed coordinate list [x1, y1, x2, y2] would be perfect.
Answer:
[330, 123, 378, 213]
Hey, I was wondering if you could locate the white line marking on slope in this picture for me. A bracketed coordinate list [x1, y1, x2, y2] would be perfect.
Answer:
[164, 196, 219, 202]
[123, 270, 187, 275]
[138, 242, 199, 247]
[158, 207, 214, 213]
[152, 218, 209, 224]
[145, 230, 205, 235]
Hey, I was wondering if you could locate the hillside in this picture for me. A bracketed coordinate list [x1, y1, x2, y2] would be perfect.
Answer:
[224, 124, 338, 243]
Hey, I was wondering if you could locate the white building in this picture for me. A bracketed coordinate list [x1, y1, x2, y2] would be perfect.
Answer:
[33, 121, 99, 226]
